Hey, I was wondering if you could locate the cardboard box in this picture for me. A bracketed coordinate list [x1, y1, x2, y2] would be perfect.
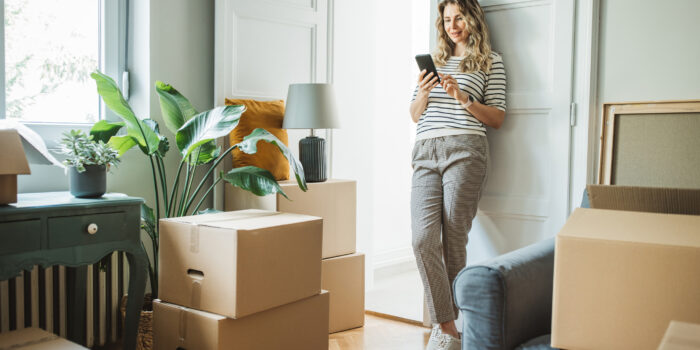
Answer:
[159, 209, 323, 319]
[225, 179, 357, 259]
[0, 327, 87, 349]
[552, 186, 700, 350]
[153, 291, 330, 350]
[322, 252, 365, 333]
[657, 321, 700, 350]
[0, 129, 30, 204]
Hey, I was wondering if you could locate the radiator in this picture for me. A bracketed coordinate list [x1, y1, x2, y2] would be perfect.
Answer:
[0, 252, 129, 348]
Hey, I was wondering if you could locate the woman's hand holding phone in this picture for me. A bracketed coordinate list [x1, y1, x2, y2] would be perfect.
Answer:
[417, 69, 440, 97]
[440, 73, 468, 104]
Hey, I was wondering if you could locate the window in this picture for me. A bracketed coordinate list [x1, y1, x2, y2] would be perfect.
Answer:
[1, 0, 126, 146]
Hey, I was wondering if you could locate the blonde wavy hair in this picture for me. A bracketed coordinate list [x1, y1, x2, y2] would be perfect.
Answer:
[434, 0, 493, 73]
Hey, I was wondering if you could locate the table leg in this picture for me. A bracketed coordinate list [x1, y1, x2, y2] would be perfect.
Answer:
[123, 251, 148, 350]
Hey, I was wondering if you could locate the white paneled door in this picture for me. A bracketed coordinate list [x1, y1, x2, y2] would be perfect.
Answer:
[214, 0, 330, 102]
[466, 0, 576, 261]
[213, 0, 332, 210]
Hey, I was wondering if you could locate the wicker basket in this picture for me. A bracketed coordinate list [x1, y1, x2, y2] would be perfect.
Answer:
[120, 294, 153, 350]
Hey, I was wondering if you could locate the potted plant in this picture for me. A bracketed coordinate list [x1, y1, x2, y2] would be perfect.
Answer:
[59, 129, 120, 198]
[89, 71, 307, 349]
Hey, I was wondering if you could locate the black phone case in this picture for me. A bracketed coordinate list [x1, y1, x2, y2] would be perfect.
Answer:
[415, 54, 441, 83]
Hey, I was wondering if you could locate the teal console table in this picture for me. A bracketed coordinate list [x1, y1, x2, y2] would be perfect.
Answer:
[0, 192, 147, 350]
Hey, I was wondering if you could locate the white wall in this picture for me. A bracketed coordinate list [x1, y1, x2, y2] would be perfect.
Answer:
[332, 0, 431, 285]
[147, 0, 215, 214]
[331, 0, 377, 287]
[586, 0, 700, 183]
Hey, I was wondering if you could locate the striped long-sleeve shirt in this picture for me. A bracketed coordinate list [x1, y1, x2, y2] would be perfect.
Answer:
[411, 52, 506, 140]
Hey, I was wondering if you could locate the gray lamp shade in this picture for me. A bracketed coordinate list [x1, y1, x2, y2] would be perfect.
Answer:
[283, 83, 340, 129]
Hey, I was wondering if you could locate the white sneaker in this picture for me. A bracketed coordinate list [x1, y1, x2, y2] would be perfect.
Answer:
[426, 325, 461, 350]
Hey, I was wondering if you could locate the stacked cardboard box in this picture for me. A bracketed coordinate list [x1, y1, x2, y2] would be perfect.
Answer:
[153, 210, 329, 350]
[551, 185, 700, 350]
[0, 129, 30, 205]
[226, 179, 365, 333]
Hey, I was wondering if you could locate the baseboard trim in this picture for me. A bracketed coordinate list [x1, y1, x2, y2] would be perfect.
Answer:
[365, 310, 429, 328]
[373, 246, 415, 271]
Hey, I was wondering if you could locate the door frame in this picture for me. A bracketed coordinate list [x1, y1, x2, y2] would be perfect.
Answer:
[570, 0, 601, 210]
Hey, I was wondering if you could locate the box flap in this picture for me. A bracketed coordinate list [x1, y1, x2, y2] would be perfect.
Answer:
[559, 208, 700, 248]
[0, 327, 87, 349]
[164, 209, 321, 230]
[163, 209, 273, 224]
[659, 321, 700, 349]
[587, 185, 700, 215]
[216, 211, 321, 230]
[0, 129, 30, 175]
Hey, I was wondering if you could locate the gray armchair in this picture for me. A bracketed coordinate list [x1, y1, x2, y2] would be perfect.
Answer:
[452, 192, 588, 350]
[453, 237, 555, 350]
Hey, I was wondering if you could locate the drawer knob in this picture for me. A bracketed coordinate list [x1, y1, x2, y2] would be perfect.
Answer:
[87, 223, 99, 235]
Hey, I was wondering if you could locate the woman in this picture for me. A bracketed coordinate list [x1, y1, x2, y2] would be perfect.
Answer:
[410, 0, 506, 349]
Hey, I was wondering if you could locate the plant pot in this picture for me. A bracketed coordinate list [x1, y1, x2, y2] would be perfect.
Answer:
[120, 294, 153, 350]
[69, 164, 106, 198]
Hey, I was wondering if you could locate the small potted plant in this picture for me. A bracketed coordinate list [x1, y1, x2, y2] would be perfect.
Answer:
[59, 129, 120, 198]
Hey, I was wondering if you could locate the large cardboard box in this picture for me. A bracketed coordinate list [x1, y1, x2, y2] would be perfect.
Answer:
[0, 327, 87, 349]
[657, 321, 700, 350]
[159, 209, 323, 319]
[153, 291, 330, 350]
[322, 253, 365, 333]
[225, 179, 356, 259]
[0, 129, 30, 204]
[552, 186, 700, 350]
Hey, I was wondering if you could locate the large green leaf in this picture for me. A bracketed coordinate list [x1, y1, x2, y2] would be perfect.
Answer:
[155, 81, 198, 134]
[198, 208, 222, 215]
[235, 128, 307, 191]
[222, 166, 288, 199]
[176, 105, 246, 158]
[90, 120, 125, 143]
[143, 119, 170, 157]
[140, 203, 156, 240]
[108, 135, 138, 157]
[189, 141, 220, 165]
[91, 71, 161, 155]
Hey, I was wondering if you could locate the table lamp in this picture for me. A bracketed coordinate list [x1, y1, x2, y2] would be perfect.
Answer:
[283, 83, 340, 182]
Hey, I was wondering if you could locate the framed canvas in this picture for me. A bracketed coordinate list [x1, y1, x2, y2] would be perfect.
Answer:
[598, 100, 700, 187]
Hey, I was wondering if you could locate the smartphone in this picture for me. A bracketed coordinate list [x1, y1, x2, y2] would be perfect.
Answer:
[415, 54, 441, 83]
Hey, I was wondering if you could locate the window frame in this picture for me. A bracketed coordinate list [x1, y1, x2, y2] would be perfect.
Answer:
[0, 0, 128, 149]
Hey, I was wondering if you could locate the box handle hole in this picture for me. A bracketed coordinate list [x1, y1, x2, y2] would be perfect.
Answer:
[187, 269, 204, 280]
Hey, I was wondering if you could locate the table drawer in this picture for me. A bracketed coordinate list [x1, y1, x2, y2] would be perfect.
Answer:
[48, 212, 128, 249]
[0, 219, 41, 255]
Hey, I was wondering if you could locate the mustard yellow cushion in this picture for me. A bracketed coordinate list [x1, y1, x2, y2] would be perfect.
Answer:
[226, 98, 290, 181]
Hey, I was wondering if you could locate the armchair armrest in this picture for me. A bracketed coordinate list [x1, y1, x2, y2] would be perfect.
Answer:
[453, 237, 555, 350]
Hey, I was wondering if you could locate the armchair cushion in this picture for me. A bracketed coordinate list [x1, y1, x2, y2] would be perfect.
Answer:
[515, 335, 552, 350]
[453, 237, 555, 350]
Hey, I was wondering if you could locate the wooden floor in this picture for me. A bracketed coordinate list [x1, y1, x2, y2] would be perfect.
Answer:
[330, 313, 431, 350]
[95, 313, 430, 350]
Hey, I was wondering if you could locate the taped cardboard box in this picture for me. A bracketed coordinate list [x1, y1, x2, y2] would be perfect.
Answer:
[657, 321, 700, 350]
[0, 327, 87, 349]
[153, 291, 330, 350]
[552, 185, 700, 350]
[322, 252, 365, 333]
[159, 209, 322, 319]
[225, 179, 357, 259]
[0, 129, 30, 205]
